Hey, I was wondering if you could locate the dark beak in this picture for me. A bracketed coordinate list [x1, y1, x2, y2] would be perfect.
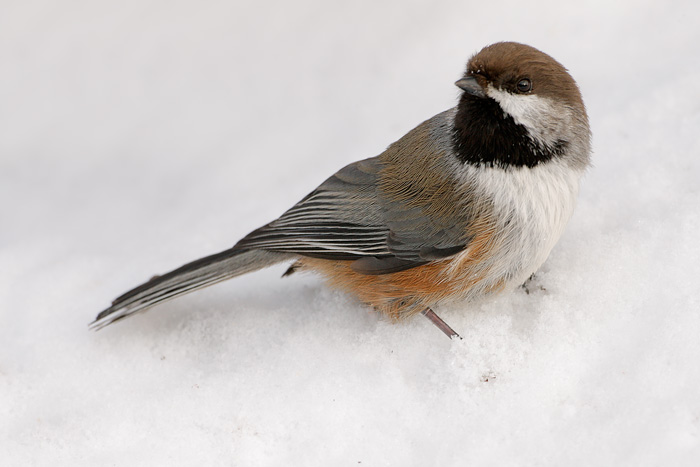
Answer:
[455, 76, 486, 98]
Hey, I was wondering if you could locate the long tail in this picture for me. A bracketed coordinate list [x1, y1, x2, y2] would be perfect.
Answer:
[90, 248, 292, 331]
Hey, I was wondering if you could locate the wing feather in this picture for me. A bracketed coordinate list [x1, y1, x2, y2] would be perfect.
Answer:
[234, 110, 473, 274]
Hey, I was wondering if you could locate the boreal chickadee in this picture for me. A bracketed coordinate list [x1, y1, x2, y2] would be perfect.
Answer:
[91, 42, 591, 339]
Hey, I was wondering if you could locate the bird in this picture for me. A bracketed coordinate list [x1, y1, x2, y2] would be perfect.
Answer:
[90, 42, 591, 339]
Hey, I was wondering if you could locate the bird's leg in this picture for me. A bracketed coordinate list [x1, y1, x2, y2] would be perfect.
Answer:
[420, 308, 462, 340]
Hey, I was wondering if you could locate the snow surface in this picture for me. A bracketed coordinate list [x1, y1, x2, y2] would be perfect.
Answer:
[2, 0, 700, 465]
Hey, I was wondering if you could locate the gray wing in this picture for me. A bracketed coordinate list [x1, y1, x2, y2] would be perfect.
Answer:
[234, 156, 468, 274]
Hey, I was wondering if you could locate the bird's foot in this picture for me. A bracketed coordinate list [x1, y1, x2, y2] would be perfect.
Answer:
[520, 273, 546, 295]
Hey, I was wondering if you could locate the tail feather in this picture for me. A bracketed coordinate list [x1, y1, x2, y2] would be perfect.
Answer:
[90, 248, 292, 330]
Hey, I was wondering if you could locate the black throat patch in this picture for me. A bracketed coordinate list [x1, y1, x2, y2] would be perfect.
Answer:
[452, 93, 567, 168]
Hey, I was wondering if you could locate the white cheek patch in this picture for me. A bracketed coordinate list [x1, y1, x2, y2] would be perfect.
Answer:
[486, 85, 570, 148]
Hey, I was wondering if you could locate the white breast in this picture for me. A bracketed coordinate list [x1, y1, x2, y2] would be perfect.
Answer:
[455, 159, 583, 296]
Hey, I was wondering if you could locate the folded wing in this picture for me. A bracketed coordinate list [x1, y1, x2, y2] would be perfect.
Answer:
[234, 154, 471, 275]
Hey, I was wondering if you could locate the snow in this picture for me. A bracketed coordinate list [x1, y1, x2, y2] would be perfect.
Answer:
[2, 0, 700, 464]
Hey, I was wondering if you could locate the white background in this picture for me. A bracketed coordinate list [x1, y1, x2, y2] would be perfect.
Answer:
[2, 0, 699, 464]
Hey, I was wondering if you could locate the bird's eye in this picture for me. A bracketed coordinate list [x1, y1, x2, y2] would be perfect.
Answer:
[516, 78, 532, 93]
